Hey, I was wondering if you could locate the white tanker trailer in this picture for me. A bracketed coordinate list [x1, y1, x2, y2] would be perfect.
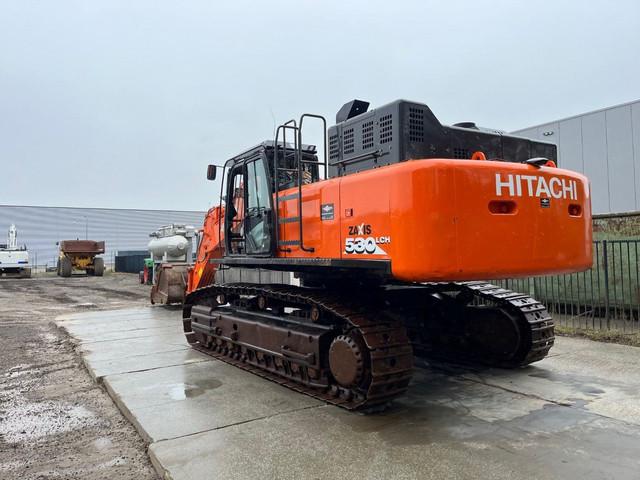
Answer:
[148, 234, 191, 262]
[147, 224, 196, 305]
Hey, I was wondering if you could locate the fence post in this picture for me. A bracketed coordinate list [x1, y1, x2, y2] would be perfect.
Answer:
[602, 240, 610, 329]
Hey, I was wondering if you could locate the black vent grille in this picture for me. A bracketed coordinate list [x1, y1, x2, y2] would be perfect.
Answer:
[362, 121, 374, 149]
[379, 114, 393, 144]
[329, 134, 339, 160]
[453, 147, 470, 159]
[409, 107, 425, 142]
[343, 128, 355, 154]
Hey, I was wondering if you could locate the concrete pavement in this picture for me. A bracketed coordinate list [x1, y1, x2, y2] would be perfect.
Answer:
[56, 307, 640, 480]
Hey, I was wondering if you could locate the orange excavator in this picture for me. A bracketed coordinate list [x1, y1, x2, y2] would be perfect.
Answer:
[183, 99, 592, 409]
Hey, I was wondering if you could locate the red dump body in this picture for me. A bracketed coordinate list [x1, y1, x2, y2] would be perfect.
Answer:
[59, 240, 105, 255]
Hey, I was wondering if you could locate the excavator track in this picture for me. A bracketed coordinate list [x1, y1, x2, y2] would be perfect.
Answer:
[183, 281, 554, 409]
[183, 283, 414, 410]
[402, 281, 555, 368]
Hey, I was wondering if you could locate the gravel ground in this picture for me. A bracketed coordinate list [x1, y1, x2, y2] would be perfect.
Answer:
[0, 273, 159, 479]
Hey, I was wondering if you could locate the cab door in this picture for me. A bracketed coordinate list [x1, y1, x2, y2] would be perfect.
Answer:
[224, 155, 274, 256]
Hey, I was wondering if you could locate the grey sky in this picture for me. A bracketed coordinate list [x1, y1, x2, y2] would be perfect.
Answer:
[1, 0, 639, 211]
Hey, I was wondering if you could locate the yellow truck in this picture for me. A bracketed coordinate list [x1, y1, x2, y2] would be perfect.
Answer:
[57, 240, 105, 277]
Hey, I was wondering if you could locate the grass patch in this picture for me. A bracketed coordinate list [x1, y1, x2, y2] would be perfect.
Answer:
[555, 325, 640, 347]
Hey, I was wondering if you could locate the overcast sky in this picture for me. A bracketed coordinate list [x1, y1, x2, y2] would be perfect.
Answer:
[2, 0, 639, 211]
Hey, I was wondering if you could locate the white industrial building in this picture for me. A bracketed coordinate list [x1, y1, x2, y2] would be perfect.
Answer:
[0, 205, 206, 271]
[513, 99, 640, 215]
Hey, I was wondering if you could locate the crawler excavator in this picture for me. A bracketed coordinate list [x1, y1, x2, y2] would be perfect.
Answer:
[183, 99, 592, 409]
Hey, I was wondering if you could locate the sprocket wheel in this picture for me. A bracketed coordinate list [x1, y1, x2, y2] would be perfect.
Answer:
[328, 334, 365, 388]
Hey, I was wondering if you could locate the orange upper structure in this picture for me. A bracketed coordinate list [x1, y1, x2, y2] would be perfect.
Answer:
[189, 157, 592, 292]
[275, 158, 592, 281]
[187, 99, 593, 294]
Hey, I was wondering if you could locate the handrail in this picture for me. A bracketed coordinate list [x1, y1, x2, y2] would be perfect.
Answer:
[299, 113, 328, 179]
[273, 121, 298, 253]
[329, 149, 385, 167]
[272, 113, 328, 255]
[296, 113, 327, 253]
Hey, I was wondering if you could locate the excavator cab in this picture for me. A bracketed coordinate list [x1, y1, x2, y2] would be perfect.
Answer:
[224, 152, 272, 255]
[221, 139, 323, 257]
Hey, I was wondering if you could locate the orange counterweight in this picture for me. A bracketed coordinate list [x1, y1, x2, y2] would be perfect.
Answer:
[275, 158, 592, 281]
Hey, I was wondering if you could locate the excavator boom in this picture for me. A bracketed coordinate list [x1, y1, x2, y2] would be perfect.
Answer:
[188, 205, 224, 293]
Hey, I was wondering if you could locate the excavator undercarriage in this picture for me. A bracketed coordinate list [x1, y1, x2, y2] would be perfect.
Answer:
[183, 281, 554, 409]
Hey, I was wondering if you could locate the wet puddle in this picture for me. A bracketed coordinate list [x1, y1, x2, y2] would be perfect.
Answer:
[167, 378, 223, 400]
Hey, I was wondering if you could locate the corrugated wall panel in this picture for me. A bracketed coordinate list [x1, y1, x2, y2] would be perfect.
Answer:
[581, 112, 610, 214]
[514, 128, 538, 140]
[536, 123, 559, 150]
[513, 99, 640, 214]
[632, 103, 640, 211]
[0, 205, 206, 268]
[558, 118, 583, 173]
[605, 106, 636, 212]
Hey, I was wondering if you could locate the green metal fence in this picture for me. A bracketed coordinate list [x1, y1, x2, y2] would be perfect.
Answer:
[495, 240, 640, 332]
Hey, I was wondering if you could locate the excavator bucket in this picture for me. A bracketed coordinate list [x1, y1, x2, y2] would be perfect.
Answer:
[150, 264, 188, 305]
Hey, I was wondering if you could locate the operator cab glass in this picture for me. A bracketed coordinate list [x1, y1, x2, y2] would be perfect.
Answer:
[226, 167, 246, 254]
[266, 146, 320, 191]
[244, 159, 271, 254]
[224, 152, 274, 256]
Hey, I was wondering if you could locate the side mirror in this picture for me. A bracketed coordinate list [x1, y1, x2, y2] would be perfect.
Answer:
[207, 165, 217, 180]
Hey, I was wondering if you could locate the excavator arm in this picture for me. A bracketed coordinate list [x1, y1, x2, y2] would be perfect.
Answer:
[187, 205, 225, 294]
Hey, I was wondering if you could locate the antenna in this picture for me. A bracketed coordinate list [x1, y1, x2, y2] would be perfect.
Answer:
[269, 106, 277, 137]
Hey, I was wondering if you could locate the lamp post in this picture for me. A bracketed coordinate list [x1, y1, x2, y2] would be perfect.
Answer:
[74, 216, 89, 240]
